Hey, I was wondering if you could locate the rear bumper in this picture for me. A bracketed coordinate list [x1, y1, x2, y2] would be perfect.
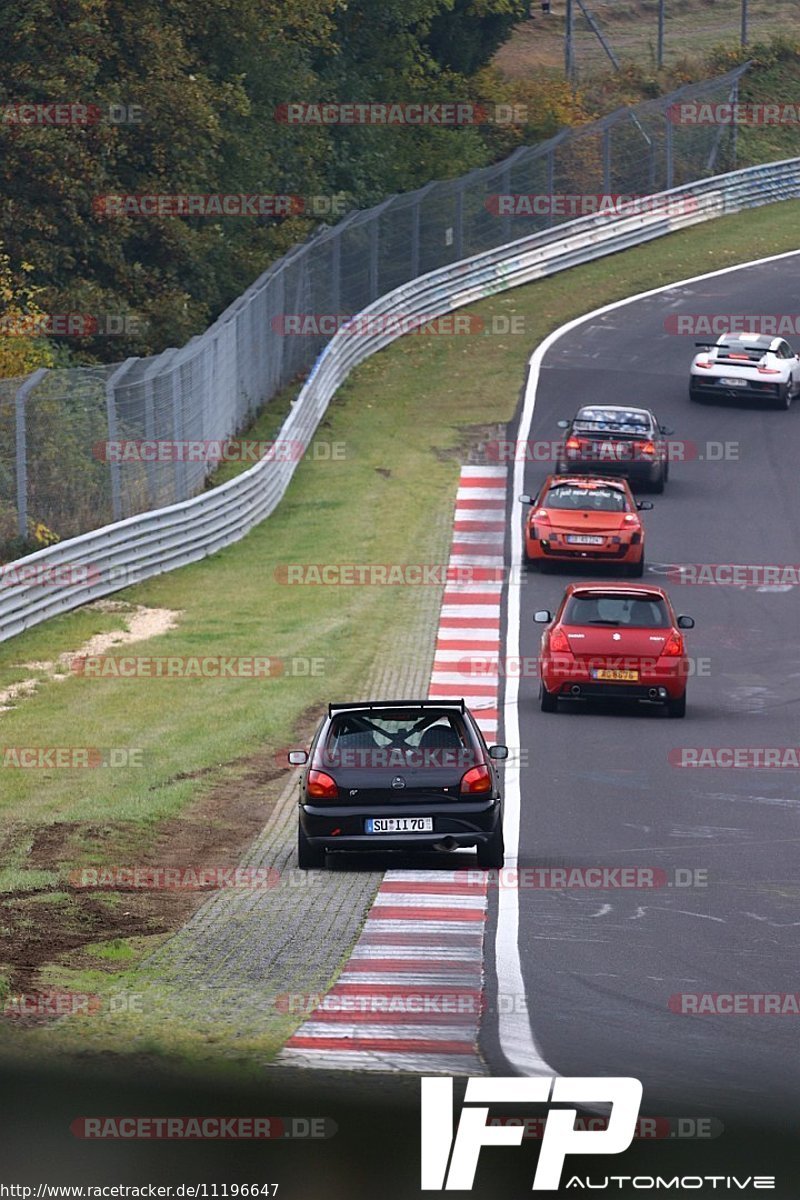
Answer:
[525, 536, 642, 564]
[556, 459, 662, 484]
[546, 681, 679, 704]
[541, 657, 686, 700]
[690, 375, 783, 401]
[299, 798, 501, 851]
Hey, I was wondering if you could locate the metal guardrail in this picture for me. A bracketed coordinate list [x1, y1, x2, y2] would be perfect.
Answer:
[1, 156, 799, 643]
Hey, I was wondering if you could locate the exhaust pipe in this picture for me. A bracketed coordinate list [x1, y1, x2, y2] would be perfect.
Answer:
[433, 837, 458, 852]
[648, 688, 659, 699]
[570, 685, 581, 696]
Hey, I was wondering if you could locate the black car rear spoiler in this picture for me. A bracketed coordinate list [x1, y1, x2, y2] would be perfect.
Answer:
[328, 699, 466, 718]
[552, 474, 629, 487]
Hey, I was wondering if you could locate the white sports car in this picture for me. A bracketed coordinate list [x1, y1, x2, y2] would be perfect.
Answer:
[690, 332, 800, 409]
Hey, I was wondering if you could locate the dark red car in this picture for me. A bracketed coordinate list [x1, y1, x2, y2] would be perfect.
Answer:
[534, 583, 695, 717]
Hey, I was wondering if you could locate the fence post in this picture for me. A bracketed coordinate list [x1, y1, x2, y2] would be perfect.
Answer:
[546, 146, 555, 227]
[454, 184, 464, 260]
[665, 113, 674, 190]
[369, 216, 379, 300]
[142, 348, 178, 509]
[331, 231, 341, 316]
[602, 126, 611, 193]
[105, 358, 138, 523]
[14, 367, 48, 540]
[170, 356, 189, 502]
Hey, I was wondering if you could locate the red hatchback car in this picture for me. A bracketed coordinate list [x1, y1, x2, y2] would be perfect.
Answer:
[520, 475, 652, 575]
[534, 583, 695, 717]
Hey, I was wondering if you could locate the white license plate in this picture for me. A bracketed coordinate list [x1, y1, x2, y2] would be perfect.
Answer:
[566, 535, 604, 545]
[366, 817, 433, 833]
[719, 377, 747, 387]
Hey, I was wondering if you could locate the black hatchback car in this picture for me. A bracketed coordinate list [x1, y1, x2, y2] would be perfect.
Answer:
[289, 700, 507, 870]
[556, 405, 672, 492]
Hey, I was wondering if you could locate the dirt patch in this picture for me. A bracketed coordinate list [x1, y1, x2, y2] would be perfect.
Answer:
[0, 894, 179, 997]
[0, 702, 327, 1008]
[0, 601, 181, 713]
[432, 421, 510, 465]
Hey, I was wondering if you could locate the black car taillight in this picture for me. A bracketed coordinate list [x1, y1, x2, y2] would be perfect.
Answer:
[307, 769, 339, 800]
[460, 764, 492, 795]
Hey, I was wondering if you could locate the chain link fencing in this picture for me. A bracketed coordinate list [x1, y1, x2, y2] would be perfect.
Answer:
[0, 64, 749, 554]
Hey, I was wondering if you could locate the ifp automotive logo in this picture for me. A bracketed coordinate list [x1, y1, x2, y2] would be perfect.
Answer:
[420, 1076, 642, 1191]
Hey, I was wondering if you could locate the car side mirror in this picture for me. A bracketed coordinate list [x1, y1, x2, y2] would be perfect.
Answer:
[534, 609, 552, 623]
[519, 493, 533, 505]
[677, 615, 695, 629]
[288, 749, 309, 765]
[636, 501, 654, 511]
[488, 744, 508, 760]
[556, 419, 570, 429]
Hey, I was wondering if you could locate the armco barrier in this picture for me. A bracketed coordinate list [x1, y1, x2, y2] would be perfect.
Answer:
[1, 158, 798, 642]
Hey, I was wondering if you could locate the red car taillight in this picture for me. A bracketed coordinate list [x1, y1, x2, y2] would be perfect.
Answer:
[307, 769, 339, 800]
[659, 631, 684, 658]
[695, 359, 712, 368]
[637, 440, 656, 456]
[565, 437, 581, 452]
[549, 628, 572, 654]
[460, 764, 492, 795]
[757, 366, 780, 374]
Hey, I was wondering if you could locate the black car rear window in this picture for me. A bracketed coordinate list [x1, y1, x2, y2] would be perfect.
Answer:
[563, 594, 670, 628]
[574, 408, 651, 434]
[320, 710, 476, 769]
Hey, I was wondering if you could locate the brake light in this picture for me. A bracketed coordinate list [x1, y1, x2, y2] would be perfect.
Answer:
[728, 353, 750, 360]
[549, 628, 572, 654]
[695, 359, 712, 368]
[533, 508, 550, 520]
[638, 440, 655, 456]
[623, 514, 639, 523]
[757, 366, 780, 374]
[565, 437, 581, 451]
[307, 769, 339, 800]
[460, 764, 492, 794]
[659, 631, 684, 658]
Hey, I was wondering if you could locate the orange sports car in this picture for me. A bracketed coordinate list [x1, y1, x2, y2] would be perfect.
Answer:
[520, 475, 652, 576]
